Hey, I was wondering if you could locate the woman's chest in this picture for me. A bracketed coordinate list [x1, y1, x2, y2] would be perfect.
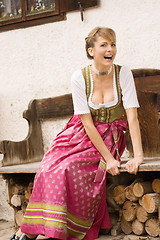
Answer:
[91, 78, 114, 105]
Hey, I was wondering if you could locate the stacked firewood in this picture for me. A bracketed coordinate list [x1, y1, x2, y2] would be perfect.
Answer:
[108, 178, 160, 237]
[8, 176, 160, 238]
[9, 181, 33, 227]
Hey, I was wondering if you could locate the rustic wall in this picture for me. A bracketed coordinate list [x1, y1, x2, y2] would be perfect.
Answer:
[0, 0, 160, 220]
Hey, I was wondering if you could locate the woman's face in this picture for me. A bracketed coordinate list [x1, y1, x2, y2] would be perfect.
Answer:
[88, 36, 117, 69]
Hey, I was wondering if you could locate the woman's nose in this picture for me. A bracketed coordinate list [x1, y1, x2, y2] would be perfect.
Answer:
[107, 45, 112, 51]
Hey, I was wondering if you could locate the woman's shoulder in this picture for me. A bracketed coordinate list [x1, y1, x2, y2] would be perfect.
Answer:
[71, 68, 82, 77]
[118, 65, 135, 88]
[71, 67, 89, 89]
[71, 69, 82, 83]
[118, 65, 133, 76]
[116, 64, 131, 73]
[71, 65, 90, 83]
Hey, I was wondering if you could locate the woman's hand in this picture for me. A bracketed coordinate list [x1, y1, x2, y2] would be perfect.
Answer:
[106, 158, 120, 176]
[125, 157, 143, 175]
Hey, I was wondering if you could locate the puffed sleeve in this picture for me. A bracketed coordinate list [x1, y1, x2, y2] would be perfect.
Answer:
[120, 66, 140, 109]
[71, 69, 90, 115]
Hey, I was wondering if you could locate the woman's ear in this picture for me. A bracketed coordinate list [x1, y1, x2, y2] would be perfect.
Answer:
[88, 47, 94, 58]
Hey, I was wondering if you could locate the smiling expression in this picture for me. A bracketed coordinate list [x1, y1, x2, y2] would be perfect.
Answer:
[88, 36, 117, 71]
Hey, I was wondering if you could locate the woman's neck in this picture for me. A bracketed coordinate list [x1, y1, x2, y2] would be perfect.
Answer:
[92, 64, 113, 76]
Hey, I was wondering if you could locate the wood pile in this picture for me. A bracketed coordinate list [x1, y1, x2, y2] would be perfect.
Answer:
[9, 181, 33, 227]
[108, 178, 160, 237]
[8, 175, 160, 238]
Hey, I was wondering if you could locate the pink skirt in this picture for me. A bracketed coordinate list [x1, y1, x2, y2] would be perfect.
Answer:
[21, 115, 127, 239]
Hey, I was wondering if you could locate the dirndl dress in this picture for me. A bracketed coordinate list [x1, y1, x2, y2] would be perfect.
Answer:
[21, 64, 127, 240]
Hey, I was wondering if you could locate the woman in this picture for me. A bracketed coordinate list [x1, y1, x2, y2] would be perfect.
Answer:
[10, 27, 143, 240]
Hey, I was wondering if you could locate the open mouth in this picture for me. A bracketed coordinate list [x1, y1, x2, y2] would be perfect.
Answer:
[104, 55, 113, 60]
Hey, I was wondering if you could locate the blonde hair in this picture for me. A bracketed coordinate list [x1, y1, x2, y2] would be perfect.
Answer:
[85, 27, 116, 59]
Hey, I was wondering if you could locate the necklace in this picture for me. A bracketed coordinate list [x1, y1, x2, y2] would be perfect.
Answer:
[92, 65, 113, 76]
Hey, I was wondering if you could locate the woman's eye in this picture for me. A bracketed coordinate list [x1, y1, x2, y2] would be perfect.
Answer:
[112, 43, 116, 47]
[101, 44, 106, 47]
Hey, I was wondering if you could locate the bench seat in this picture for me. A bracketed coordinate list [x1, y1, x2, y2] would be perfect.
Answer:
[0, 157, 160, 174]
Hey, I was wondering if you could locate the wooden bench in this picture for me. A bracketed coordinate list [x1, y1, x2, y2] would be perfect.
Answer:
[0, 68, 160, 174]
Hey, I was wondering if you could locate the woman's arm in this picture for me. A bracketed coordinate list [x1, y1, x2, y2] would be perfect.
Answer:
[125, 108, 144, 174]
[80, 113, 120, 176]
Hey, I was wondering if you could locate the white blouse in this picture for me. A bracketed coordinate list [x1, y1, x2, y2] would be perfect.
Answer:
[71, 65, 139, 115]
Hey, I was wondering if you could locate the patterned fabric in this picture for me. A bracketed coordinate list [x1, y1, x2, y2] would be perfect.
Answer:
[81, 64, 125, 123]
[21, 115, 127, 239]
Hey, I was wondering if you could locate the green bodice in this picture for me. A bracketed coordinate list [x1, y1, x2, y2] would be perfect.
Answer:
[81, 64, 125, 123]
